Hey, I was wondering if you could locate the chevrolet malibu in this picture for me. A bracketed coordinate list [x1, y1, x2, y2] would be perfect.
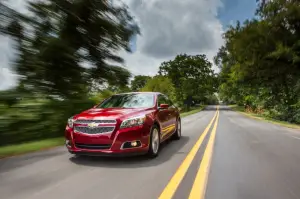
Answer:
[65, 92, 181, 157]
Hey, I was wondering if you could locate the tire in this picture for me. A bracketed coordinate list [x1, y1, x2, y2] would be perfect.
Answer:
[147, 125, 161, 158]
[173, 118, 181, 140]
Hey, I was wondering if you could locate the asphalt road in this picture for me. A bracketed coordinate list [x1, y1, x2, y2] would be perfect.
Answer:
[1, 105, 300, 199]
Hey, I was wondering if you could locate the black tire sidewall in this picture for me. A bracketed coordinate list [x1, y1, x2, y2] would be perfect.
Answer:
[173, 118, 181, 140]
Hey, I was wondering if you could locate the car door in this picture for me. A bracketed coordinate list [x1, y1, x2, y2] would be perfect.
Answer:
[156, 94, 171, 139]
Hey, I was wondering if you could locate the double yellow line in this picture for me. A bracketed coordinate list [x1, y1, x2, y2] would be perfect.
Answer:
[159, 106, 220, 199]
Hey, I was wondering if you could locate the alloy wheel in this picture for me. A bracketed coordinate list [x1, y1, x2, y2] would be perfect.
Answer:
[152, 128, 160, 154]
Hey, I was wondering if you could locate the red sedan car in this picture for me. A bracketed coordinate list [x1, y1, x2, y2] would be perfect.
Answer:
[65, 92, 181, 157]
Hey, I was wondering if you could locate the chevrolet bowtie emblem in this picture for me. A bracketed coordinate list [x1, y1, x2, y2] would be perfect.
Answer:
[88, 122, 98, 128]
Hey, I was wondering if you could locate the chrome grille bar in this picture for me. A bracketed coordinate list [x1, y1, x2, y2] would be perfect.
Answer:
[74, 126, 115, 135]
[74, 119, 117, 124]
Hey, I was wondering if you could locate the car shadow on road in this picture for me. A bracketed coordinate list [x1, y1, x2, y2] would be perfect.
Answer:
[69, 136, 189, 168]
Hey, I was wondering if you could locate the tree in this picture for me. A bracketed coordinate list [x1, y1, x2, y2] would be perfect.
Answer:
[0, 0, 139, 99]
[216, 0, 300, 123]
[131, 75, 151, 91]
[90, 89, 115, 104]
[0, 0, 141, 146]
[159, 54, 217, 107]
[141, 76, 176, 102]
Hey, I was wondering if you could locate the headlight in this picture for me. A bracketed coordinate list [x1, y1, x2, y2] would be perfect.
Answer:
[120, 115, 146, 129]
[68, 117, 75, 128]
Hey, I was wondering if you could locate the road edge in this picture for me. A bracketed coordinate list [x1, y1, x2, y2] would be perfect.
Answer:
[0, 138, 64, 160]
[180, 105, 207, 118]
[229, 105, 300, 130]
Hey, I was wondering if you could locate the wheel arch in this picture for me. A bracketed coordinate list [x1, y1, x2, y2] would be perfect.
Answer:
[177, 116, 181, 122]
[153, 120, 161, 133]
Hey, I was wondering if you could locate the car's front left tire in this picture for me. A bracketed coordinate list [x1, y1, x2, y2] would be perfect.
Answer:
[147, 125, 160, 158]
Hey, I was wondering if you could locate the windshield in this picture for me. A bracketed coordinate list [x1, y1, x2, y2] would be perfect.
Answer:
[97, 93, 155, 109]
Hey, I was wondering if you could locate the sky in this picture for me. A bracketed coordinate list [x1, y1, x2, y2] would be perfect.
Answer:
[0, 0, 257, 90]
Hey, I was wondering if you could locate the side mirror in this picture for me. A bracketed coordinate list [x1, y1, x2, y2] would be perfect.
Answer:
[159, 104, 169, 109]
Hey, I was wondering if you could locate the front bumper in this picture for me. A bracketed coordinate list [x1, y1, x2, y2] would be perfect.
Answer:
[65, 125, 150, 156]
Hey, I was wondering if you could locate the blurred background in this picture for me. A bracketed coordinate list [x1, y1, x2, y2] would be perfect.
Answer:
[0, 0, 218, 148]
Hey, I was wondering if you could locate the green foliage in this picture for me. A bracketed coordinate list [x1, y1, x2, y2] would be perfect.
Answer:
[0, 0, 139, 100]
[140, 76, 176, 102]
[90, 89, 115, 104]
[204, 94, 219, 105]
[0, 96, 94, 146]
[131, 75, 151, 91]
[217, 0, 300, 124]
[159, 54, 218, 106]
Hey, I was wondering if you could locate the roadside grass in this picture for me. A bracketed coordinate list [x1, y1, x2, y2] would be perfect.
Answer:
[0, 137, 64, 159]
[229, 105, 300, 129]
[0, 106, 206, 159]
[180, 105, 206, 118]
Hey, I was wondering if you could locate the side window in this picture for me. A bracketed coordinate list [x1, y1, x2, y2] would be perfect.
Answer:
[157, 95, 168, 106]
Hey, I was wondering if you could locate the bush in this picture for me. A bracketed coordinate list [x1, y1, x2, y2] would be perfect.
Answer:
[0, 98, 95, 146]
[256, 102, 300, 124]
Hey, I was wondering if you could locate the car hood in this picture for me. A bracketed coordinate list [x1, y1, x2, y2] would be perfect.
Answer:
[74, 107, 152, 120]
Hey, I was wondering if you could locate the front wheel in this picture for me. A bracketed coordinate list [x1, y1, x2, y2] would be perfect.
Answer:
[147, 125, 160, 158]
[173, 119, 181, 140]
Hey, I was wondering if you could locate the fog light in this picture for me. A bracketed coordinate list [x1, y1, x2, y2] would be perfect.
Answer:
[131, 141, 137, 147]
[121, 140, 142, 149]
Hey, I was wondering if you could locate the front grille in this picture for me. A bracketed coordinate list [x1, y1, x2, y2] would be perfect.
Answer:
[74, 119, 116, 124]
[75, 143, 111, 150]
[74, 126, 114, 134]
